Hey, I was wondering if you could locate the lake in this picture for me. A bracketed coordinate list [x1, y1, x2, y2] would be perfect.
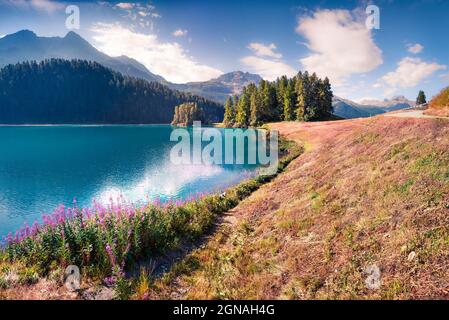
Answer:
[0, 125, 259, 237]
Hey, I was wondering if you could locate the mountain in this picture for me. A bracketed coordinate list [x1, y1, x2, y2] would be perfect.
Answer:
[332, 96, 414, 119]
[358, 96, 415, 111]
[169, 71, 263, 103]
[0, 30, 164, 83]
[0, 30, 263, 104]
[0, 59, 223, 124]
[332, 97, 385, 119]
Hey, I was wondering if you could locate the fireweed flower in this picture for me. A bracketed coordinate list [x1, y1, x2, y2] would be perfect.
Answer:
[153, 196, 161, 207]
[104, 276, 116, 287]
[2, 183, 237, 278]
[67, 207, 73, 221]
[85, 208, 92, 220]
[7, 232, 13, 243]
[31, 221, 40, 236]
[105, 244, 116, 267]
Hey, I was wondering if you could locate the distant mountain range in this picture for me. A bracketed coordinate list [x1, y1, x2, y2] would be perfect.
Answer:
[332, 96, 415, 119]
[0, 30, 164, 83]
[169, 71, 262, 103]
[0, 30, 261, 104]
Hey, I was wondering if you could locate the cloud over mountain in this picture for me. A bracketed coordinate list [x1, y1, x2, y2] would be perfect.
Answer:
[241, 42, 295, 80]
[240, 55, 296, 81]
[247, 43, 282, 59]
[378, 57, 446, 94]
[4, 0, 63, 13]
[91, 23, 222, 83]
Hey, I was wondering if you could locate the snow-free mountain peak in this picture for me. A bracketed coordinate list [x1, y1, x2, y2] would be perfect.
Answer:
[0, 30, 165, 83]
[332, 96, 414, 119]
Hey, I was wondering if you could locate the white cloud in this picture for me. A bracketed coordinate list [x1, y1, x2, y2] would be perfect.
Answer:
[4, 0, 63, 13]
[355, 96, 378, 103]
[172, 29, 188, 37]
[112, 2, 160, 28]
[247, 43, 282, 59]
[381, 57, 446, 89]
[241, 41, 296, 80]
[296, 9, 383, 85]
[407, 43, 424, 54]
[30, 0, 62, 12]
[240, 56, 296, 81]
[91, 23, 222, 83]
[115, 2, 134, 10]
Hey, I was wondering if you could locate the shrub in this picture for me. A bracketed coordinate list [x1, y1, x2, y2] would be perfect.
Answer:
[0, 276, 9, 289]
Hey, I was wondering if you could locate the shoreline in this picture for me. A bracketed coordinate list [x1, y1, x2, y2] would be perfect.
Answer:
[0, 123, 223, 128]
[0, 123, 173, 127]
[0, 167, 260, 240]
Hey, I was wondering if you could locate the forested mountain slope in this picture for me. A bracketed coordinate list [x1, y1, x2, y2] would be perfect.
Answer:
[0, 59, 223, 124]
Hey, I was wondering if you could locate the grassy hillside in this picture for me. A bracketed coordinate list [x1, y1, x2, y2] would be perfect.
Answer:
[426, 87, 449, 117]
[148, 116, 449, 299]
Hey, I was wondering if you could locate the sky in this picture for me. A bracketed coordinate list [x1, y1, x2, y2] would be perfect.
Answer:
[0, 0, 448, 101]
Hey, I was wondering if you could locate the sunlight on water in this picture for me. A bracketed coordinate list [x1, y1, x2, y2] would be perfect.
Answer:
[95, 164, 225, 205]
[0, 125, 259, 236]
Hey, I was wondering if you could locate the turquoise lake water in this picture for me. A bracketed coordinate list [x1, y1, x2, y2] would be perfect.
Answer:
[0, 125, 259, 237]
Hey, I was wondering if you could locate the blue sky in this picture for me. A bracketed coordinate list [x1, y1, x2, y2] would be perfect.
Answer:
[0, 0, 448, 101]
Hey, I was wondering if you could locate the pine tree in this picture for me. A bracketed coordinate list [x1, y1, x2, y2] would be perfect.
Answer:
[259, 81, 277, 122]
[283, 81, 295, 121]
[416, 90, 427, 105]
[235, 88, 250, 127]
[250, 90, 261, 127]
[296, 71, 309, 121]
[267, 82, 279, 121]
[223, 96, 236, 127]
[256, 80, 267, 122]
[304, 73, 319, 121]
[277, 76, 288, 119]
[322, 77, 333, 115]
[172, 106, 180, 125]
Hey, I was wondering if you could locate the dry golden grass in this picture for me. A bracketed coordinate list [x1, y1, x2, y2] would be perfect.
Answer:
[148, 116, 449, 300]
[425, 107, 449, 117]
[426, 87, 449, 117]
